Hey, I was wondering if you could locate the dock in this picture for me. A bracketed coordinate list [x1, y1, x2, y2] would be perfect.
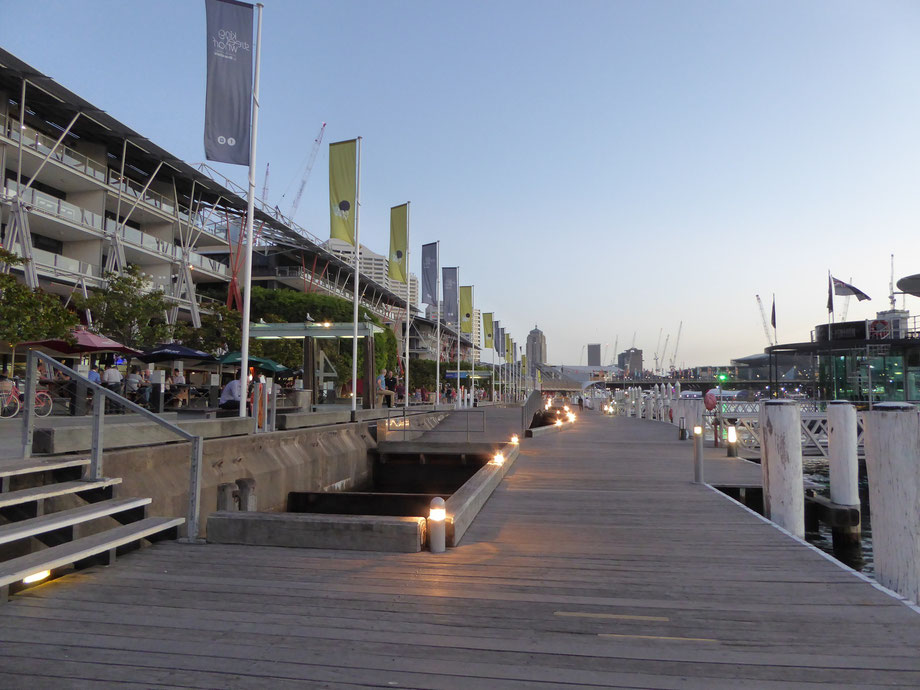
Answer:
[1, 410, 919, 687]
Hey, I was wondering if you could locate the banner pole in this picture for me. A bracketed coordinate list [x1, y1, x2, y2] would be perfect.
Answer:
[404, 202, 410, 411]
[470, 287, 475, 406]
[435, 242, 440, 406]
[351, 137, 362, 421]
[239, 2, 263, 418]
[456, 273, 461, 408]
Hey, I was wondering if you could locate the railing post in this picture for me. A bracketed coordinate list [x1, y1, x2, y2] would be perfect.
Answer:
[89, 390, 105, 480]
[186, 436, 204, 542]
[761, 399, 804, 538]
[20, 349, 37, 458]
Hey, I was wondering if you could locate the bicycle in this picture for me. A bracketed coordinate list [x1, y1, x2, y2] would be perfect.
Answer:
[0, 380, 53, 419]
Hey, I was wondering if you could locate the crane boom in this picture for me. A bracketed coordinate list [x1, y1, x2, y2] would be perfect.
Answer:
[288, 122, 327, 219]
[669, 322, 682, 371]
[755, 295, 774, 346]
[261, 163, 270, 202]
[660, 334, 670, 372]
[654, 327, 663, 373]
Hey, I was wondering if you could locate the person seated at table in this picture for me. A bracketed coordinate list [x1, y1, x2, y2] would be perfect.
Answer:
[88, 365, 101, 385]
[125, 366, 150, 404]
[173, 368, 186, 386]
[219, 370, 244, 410]
[101, 363, 122, 393]
[376, 368, 396, 407]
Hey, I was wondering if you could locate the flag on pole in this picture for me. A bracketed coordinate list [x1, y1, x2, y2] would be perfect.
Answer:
[493, 321, 501, 354]
[505, 333, 512, 360]
[204, 0, 254, 165]
[329, 139, 358, 245]
[388, 204, 408, 283]
[832, 276, 871, 301]
[459, 286, 473, 334]
[770, 295, 776, 329]
[421, 242, 437, 305]
[827, 275, 834, 313]
[442, 267, 458, 322]
[482, 313, 494, 350]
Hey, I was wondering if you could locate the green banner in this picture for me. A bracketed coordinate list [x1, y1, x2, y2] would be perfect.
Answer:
[388, 203, 408, 283]
[482, 313, 493, 350]
[329, 139, 357, 246]
[460, 286, 473, 334]
[505, 333, 511, 360]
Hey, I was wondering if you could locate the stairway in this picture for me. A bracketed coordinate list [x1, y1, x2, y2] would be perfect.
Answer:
[0, 455, 184, 600]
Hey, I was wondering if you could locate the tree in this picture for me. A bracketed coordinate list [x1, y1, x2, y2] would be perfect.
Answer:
[174, 304, 242, 355]
[75, 265, 172, 348]
[0, 248, 78, 370]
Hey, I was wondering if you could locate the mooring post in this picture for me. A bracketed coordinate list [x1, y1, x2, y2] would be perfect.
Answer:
[761, 399, 804, 538]
[428, 496, 446, 553]
[692, 423, 704, 483]
[679, 416, 687, 440]
[827, 401, 861, 554]
[862, 402, 920, 604]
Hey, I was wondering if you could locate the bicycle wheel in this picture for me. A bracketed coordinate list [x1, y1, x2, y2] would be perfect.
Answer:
[34, 391, 53, 417]
[0, 395, 20, 419]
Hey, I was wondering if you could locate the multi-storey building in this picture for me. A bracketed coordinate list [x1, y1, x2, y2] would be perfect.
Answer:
[0, 48, 408, 361]
[326, 238, 418, 310]
[526, 325, 547, 376]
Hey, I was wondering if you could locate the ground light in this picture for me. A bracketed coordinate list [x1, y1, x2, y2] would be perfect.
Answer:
[428, 497, 446, 553]
[491, 452, 505, 466]
[555, 419, 563, 427]
[510, 435, 519, 445]
[22, 570, 50, 584]
[727, 425, 738, 457]
[566, 412, 576, 423]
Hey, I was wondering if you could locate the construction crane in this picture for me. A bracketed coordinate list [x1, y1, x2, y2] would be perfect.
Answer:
[283, 122, 327, 220]
[261, 163, 270, 203]
[653, 328, 663, 374]
[659, 334, 670, 373]
[669, 321, 682, 371]
[755, 295, 775, 346]
[610, 336, 618, 366]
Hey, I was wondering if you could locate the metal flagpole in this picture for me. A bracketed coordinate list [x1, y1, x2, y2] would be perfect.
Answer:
[350, 137, 362, 421]
[404, 202, 411, 410]
[435, 242, 440, 406]
[456, 273, 461, 408]
[239, 2, 263, 418]
[469, 287, 475, 406]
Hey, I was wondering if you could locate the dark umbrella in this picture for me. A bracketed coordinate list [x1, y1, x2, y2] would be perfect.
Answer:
[217, 352, 291, 373]
[138, 344, 217, 364]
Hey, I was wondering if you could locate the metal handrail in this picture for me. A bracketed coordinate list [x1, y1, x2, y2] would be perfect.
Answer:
[520, 389, 543, 432]
[21, 351, 204, 541]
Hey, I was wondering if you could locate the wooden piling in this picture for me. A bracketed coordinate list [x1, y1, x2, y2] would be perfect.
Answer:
[827, 401, 861, 555]
[761, 399, 804, 538]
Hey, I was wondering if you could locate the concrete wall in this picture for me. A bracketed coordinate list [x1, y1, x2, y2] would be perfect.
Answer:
[102, 422, 377, 539]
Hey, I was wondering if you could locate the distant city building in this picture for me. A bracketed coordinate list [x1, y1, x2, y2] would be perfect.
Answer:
[587, 343, 601, 367]
[617, 348, 643, 375]
[326, 238, 418, 309]
[526, 325, 547, 376]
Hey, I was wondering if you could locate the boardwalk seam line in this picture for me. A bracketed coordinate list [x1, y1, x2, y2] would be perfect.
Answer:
[703, 482, 920, 616]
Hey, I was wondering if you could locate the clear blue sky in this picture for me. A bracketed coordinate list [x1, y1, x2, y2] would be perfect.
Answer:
[3, 0, 919, 367]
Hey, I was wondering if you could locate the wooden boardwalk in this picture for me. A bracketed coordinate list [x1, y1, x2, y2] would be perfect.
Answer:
[2, 412, 920, 688]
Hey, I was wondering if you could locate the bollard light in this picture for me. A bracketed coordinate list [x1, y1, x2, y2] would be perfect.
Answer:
[510, 435, 519, 445]
[22, 570, 50, 584]
[555, 418, 563, 427]
[727, 426, 737, 443]
[428, 497, 446, 553]
[567, 412, 576, 423]
[563, 405, 570, 412]
[693, 425, 702, 436]
[491, 452, 505, 466]
[726, 425, 738, 457]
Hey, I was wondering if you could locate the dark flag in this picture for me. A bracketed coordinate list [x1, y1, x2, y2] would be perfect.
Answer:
[421, 242, 438, 305]
[832, 276, 871, 301]
[827, 275, 834, 313]
[442, 267, 458, 322]
[204, 0, 254, 165]
[770, 295, 776, 329]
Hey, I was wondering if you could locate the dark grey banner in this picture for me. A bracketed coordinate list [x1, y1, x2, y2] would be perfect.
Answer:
[421, 242, 438, 306]
[493, 321, 501, 353]
[204, 0, 253, 165]
[442, 267, 458, 322]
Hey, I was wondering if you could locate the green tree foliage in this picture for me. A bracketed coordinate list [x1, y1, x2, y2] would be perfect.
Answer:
[174, 304, 241, 354]
[75, 265, 172, 348]
[0, 249, 78, 356]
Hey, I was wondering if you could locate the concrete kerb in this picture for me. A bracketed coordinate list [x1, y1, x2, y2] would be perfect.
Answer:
[525, 421, 572, 438]
[446, 441, 519, 546]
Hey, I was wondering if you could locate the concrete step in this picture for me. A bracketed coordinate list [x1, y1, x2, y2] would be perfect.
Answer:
[0, 516, 185, 589]
[0, 457, 91, 479]
[0, 478, 122, 510]
[0, 497, 151, 546]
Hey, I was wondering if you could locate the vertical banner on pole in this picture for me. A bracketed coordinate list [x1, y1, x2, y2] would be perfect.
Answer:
[421, 242, 438, 306]
[204, 0, 254, 165]
[442, 268, 458, 323]
[459, 287, 473, 334]
[389, 203, 410, 408]
[482, 313, 494, 351]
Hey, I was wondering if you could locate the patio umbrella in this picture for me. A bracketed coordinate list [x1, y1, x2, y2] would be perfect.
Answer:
[217, 352, 291, 373]
[138, 344, 217, 364]
[20, 328, 141, 356]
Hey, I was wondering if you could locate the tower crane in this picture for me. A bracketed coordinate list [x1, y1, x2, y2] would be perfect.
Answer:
[668, 321, 682, 371]
[261, 163, 270, 203]
[660, 334, 670, 373]
[283, 122, 326, 220]
[610, 336, 618, 366]
[755, 295, 775, 346]
[653, 328, 663, 374]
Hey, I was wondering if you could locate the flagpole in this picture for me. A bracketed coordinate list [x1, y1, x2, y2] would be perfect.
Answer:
[469, 287, 475, 406]
[239, 2, 263, 419]
[404, 202, 410, 411]
[456, 274, 461, 409]
[435, 242, 440, 406]
[350, 137, 362, 421]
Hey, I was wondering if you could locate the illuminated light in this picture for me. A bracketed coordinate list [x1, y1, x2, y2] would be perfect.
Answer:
[545, 402, 551, 410]
[491, 452, 505, 466]
[693, 426, 703, 436]
[563, 405, 570, 412]
[727, 426, 737, 443]
[22, 570, 50, 584]
[323, 322, 332, 328]
[510, 435, 519, 445]
[566, 412, 576, 423]
[429, 498, 446, 522]
[555, 419, 563, 427]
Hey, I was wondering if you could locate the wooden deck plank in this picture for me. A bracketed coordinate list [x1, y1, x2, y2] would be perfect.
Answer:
[1, 411, 919, 686]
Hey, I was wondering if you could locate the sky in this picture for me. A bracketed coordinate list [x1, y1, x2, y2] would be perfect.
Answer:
[3, 0, 920, 368]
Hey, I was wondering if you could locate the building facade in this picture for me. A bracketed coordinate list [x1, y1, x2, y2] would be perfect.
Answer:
[526, 326, 547, 376]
